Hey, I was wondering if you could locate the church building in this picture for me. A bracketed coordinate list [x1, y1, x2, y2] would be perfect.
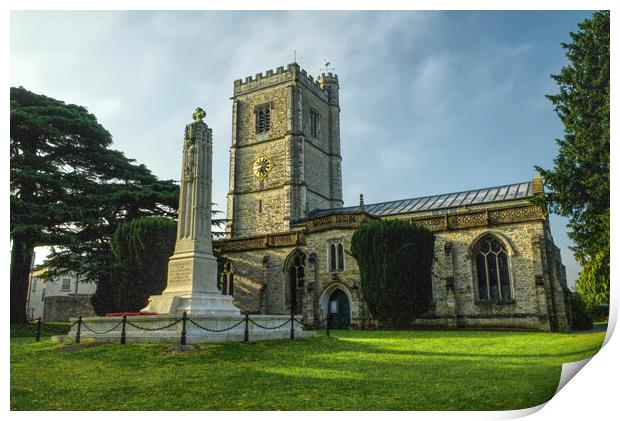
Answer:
[213, 63, 572, 332]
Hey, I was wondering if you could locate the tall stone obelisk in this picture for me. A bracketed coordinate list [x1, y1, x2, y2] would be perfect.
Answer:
[143, 108, 240, 315]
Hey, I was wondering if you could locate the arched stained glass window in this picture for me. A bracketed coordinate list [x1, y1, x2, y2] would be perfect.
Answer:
[219, 261, 234, 296]
[473, 235, 512, 301]
[287, 250, 306, 314]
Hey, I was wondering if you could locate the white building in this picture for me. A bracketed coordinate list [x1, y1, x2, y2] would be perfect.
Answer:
[26, 268, 97, 320]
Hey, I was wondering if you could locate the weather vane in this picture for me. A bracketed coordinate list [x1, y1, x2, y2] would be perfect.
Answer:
[320, 59, 335, 73]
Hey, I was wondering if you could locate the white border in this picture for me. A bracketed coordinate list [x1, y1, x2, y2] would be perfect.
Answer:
[4, 2, 617, 420]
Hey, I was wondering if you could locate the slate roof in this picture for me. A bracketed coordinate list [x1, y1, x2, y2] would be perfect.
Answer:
[309, 181, 534, 218]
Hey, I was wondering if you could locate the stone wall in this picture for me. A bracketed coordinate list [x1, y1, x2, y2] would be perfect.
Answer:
[216, 202, 570, 331]
[304, 227, 364, 324]
[43, 295, 96, 322]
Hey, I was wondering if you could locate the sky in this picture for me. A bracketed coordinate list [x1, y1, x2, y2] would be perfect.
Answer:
[10, 10, 594, 288]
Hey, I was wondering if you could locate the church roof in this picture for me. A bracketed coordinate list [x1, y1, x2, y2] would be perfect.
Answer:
[310, 180, 534, 218]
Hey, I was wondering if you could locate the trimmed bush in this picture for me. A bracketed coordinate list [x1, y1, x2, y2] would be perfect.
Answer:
[90, 217, 176, 314]
[351, 219, 435, 328]
[570, 293, 594, 330]
[91, 274, 116, 316]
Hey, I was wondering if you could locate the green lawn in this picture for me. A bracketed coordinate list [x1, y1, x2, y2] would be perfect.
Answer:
[10, 324, 605, 410]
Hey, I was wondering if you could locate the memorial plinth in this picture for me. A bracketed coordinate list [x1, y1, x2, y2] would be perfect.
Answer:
[67, 314, 313, 344]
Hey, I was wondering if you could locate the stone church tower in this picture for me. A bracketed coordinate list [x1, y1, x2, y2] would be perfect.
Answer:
[226, 63, 343, 238]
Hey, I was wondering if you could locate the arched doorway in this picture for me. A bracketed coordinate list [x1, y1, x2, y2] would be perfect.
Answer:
[328, 289, 350, 329]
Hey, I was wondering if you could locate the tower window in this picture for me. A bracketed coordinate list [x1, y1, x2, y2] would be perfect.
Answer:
[255, 103, 271, 134]
[310, 109, 320, 138]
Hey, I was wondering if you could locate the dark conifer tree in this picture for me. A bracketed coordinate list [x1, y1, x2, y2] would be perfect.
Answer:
[535, 11, 610, 309]
[10, 87, 178, 323]
[351, 219, 435, 328]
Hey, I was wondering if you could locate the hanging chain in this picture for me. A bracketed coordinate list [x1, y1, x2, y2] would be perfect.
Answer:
[187, 318, 245, 333]
[126, 318, 181, 331]
[80, 320, 123, 334]
[40, 319, 79, 333]
[248, 318, 292, 330]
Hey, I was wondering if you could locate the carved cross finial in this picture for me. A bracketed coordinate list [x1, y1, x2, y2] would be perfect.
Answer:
[193, 107, 206, 122]
[359, 193, 365, 212]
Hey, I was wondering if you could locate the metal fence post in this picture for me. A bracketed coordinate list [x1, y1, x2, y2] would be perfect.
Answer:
[244, 313, 249, 343]
[35, 317, 42, 342]
[76, 316, 82, 344]
[181, 311, 187, 345]
[120, 315, 127, 345]
[290, 313, 295, 340]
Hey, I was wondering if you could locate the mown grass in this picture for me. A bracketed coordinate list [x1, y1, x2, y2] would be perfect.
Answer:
[10, 325, 605, 410]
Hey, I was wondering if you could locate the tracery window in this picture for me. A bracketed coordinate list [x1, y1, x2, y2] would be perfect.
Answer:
[287, 250, 306, 314]
[328, 241, 345, 272]
[255, 103, 271, 134]
[473, 235, 512, 302]
[219, 261, 234, 296]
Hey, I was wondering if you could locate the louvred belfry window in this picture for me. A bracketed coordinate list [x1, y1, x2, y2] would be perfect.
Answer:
[310, 109, 320, 138]
[255, 103, 271, 133]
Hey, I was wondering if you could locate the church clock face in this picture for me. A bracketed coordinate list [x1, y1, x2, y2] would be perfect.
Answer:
[253, 154, 274, 179]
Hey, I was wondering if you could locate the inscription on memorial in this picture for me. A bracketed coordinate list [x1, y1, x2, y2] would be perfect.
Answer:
[167, 260, 193, 286]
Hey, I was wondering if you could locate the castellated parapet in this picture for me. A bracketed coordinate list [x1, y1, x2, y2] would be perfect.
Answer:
[233, 63, 337, 101]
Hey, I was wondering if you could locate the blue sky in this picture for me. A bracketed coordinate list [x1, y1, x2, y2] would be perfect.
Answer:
[10, 10, 593, 287]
